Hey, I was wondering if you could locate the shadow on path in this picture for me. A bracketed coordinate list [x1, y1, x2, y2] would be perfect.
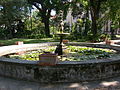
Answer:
[1, 76, 120, 90]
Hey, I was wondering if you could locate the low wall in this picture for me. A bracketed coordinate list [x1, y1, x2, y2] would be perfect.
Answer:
[1, 57, 120, 83]
[0, 42, 120, 82]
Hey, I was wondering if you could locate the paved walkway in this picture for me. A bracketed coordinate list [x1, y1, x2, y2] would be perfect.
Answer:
[1, 76, 120, 90]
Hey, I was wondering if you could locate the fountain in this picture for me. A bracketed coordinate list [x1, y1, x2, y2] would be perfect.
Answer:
[1, 42, 120, 82]
[55, 10, 69, 56]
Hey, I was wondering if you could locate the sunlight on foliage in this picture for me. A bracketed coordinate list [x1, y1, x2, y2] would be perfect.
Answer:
[8, 46, 116, 61]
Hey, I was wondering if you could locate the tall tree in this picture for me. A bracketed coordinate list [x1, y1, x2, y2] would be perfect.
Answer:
[28, 0, 69, 37]
[98, 0, 120, 39]
[89, 0, 107, 37]
[107, 0, 120, 39]
[74, 0, 107, 36]
[0, 0, 29, 38]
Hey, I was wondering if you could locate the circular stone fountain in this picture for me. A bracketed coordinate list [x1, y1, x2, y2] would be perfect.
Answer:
[1, 42, 120, 83]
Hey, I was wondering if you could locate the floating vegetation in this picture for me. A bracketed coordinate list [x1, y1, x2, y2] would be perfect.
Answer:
[7, 46, 117, 61]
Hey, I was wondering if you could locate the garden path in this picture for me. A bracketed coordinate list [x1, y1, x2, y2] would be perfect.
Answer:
[1, 76, 120, 90]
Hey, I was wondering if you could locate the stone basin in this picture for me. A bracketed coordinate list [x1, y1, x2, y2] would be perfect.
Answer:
[0, 42, 120, 83]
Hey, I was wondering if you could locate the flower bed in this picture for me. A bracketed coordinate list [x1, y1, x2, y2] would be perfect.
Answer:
[7, 46, 117, 62]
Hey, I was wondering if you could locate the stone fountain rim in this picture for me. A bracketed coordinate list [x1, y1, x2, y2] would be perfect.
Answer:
[0, 42, 120, 65]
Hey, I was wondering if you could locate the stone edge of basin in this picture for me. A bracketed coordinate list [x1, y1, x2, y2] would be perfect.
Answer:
[0, 42, 120, 66]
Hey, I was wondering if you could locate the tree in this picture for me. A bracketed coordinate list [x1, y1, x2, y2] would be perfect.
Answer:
[89, 0, 107, 37]
[107, 0, 120, 39]
[0, 0, 29, 39]
[28, 0, 70, 37]
[24, 10, 45, 39]
[72, 0, 107, 39]
[71, 0, 90, 37]
[98, 0, 120, 39]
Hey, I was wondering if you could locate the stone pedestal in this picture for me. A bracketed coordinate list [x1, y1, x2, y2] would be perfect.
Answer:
[55, 33, 69, 56]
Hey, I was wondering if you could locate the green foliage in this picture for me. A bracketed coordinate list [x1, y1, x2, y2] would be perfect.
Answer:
[8, 46, 115, 61]
[0, 38, 56, 46]
[0, 0, 30, 39]
[0, 28, 9, 39]
[100, 34, 111, 41]
[0, 0, 46, 39]
[68, 46, 113, 54]
[65, 46, 113, 61]
[1, 0, 120, 41]
[28, 0, 70, 37]
[23, 12, 46, 39]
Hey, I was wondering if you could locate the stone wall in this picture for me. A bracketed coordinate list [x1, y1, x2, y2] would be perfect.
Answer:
[0, 56, 120, 83]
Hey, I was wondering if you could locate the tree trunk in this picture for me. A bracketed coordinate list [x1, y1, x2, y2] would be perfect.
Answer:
[41, 9, 51, 37]
[110, 22, 115, 39]
[44, 18, 50, 37]
[91, 14, 97, 36]
[31, 1, 52, 37]
[90, 5, 97, 36]
[89, 0, 101, 37]
[84, 9, 89, 36]
[118, 19, 120, 34]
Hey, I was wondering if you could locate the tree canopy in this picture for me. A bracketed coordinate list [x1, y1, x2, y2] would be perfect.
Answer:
[0, 0, 29, 38]
[0, 0, 120, 41]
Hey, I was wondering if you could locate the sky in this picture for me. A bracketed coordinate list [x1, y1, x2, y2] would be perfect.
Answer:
[32, 6, 56, 16]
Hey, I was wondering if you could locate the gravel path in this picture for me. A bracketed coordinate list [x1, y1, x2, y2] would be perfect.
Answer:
[1, 76, 120, 90]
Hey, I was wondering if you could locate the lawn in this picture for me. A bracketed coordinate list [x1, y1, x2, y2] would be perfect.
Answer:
[0, 38, 58, 46]
[0, 37, 89, 46]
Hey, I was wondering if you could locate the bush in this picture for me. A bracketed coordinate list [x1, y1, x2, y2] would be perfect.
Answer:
[27, 34, 46, 39]
[0, 28, 10, 39]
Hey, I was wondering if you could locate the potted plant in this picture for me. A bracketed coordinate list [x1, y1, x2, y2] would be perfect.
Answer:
[15, 41, 24, 45]
[63, 39, 69, 44]
[38, 53, 59, 66]
[105, 39, 114, 45]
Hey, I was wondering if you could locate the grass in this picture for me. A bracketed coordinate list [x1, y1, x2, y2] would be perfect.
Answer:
[0, 38, 58, 46]
[0, 37, 88, 46]
[116, 35, 120, 38]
